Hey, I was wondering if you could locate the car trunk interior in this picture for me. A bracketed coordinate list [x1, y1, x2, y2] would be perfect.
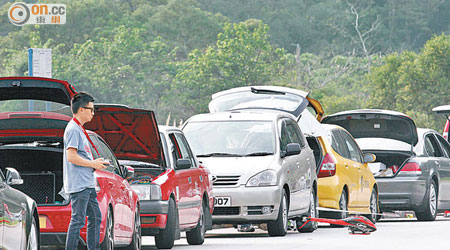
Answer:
[363, 150, 412, 177]
[0, 145, 68, 205]
[306, 136, 323, 172]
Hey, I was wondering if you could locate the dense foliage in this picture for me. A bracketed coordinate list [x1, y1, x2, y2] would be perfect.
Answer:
[0, 0, 449, 130]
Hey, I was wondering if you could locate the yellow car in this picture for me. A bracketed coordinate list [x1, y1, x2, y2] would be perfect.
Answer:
[317, 124, 379, 223]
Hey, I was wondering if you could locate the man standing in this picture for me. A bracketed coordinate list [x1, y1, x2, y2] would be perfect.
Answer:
[63, 92, 109, 250]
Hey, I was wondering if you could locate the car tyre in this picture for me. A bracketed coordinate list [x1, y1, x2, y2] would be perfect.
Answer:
[296, 188, 318, 233]
[364, 188, 378, 224]
[155, 198, 177, 249]
[27, 215, 39, 250]
[125, 206, 142, 250]
[101, 208, 114, 250]
[416, 180, 437, 221]
[268, 189, 288, 237]
[186, 201, 206, 245]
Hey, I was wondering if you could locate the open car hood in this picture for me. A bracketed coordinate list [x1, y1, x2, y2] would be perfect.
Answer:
[208, 86, 324, 121]
[322, 109, 418, 146]
[84, 104, 165, 166]
[0, 77, 76, 105]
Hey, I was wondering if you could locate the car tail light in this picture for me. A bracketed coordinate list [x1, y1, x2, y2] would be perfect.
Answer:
[399, 162, 422, 175]
[318, 153, 336, 178]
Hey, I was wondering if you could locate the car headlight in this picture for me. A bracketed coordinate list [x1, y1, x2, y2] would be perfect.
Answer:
[246, 170, 277, 187]
[131, 184, 162, 200]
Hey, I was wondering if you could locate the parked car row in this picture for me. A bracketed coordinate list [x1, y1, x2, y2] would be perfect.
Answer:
[1, 77, 449, 249]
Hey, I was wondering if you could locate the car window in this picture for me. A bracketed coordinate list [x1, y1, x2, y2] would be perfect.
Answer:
[279, 120, 290, 152]
[160, 132, 171, 168]
[435, 134, 450, 158]
[424, 134, 443, 157]
[169, 132, 196, 168]
[339, 130, 363, 163]
[330, 130, 350, 159]
[287, 120, 306, 148]
[90, 135, 121, 174]
[175, 132, 197, 167]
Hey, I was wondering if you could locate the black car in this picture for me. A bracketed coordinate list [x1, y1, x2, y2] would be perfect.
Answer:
[0, 167, 39, 249]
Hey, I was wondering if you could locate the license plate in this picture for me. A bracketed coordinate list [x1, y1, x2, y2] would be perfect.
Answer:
[214, 197, 231, 207]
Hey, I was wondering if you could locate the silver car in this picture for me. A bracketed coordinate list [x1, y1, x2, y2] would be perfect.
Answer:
[323, 109, 450, 221]
[183, 110, 318, 236]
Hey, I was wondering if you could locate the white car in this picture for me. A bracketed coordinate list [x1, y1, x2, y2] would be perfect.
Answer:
[183, 110, 318, 236]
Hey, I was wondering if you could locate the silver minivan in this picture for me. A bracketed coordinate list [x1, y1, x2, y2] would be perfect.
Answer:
[183, 109, 318, 236]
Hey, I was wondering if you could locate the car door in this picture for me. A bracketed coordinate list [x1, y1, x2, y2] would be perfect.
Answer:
[0, 181, 26, 249]
[423, 133, 444, 206]
[175, 132, 203, 221]
[90, 135, 127, 237]
[0, 176, 5, 248]
[330, 130, 361, 209]
[168, 132, 197, 226]
[433, 134, 450, 209]
[280, 119, 310, 211]
[339, 130, 369, 208]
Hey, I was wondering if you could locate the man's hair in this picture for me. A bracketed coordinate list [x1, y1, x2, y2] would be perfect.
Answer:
[71, 92, 95, 114]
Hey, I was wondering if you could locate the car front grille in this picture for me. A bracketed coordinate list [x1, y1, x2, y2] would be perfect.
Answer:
[213, 207, 240, 216]
[212, 175, 241, 186]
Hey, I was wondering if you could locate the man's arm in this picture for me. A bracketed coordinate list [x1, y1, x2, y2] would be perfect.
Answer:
[67, 148, 108, 170]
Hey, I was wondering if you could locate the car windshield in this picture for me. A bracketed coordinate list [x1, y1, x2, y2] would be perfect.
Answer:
[0, 99, 69, 113]
[210, 91, 306, 113]
[184, 121, 275, 157]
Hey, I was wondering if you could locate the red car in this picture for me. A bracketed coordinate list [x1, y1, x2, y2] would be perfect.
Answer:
[87, 105, 214, 249]
[0, 77, 141, 249]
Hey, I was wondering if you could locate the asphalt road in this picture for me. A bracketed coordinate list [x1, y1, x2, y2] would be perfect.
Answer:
[142, 216, 450, 250]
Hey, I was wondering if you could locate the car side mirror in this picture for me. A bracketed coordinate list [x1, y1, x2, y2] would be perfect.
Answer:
[176, 159, 192, 170]
[121, 165, 135, 178]
[284, 143, 301, 157]
[5, 167, 23, 185]
[363, 153, 376, 163]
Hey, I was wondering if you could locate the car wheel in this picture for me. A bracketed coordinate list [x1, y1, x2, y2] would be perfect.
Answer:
[100, 208, 114, 250]
[186, 201, 206, 245]
[364, 188, 378, 224]
[125, 206, 141, 250]
[155, 198, 177, 249]
[296, 188, 318, 233]
[267, 189, 288, 237]
[27, 215, 39, 250]
[416, 180, 437, 221]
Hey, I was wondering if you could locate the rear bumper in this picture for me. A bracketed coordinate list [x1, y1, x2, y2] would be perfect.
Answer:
[139, 200, 169, 235]
[377, 176, 428, 211]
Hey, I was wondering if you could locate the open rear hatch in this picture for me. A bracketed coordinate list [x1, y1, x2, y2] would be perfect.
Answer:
[322, 109, 418, 146]
[84, 104, 165, 167]
[208, 86, 324, 121]
[0, 77, 76, 104]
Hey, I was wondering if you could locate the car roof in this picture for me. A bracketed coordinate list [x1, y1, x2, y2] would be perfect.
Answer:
[185, 110, 295, 123]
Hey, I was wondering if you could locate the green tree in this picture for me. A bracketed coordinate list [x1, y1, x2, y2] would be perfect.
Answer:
[173, 20, 293, 119]
[53, 26, 178, 121]
[368, 34, 450, 130]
